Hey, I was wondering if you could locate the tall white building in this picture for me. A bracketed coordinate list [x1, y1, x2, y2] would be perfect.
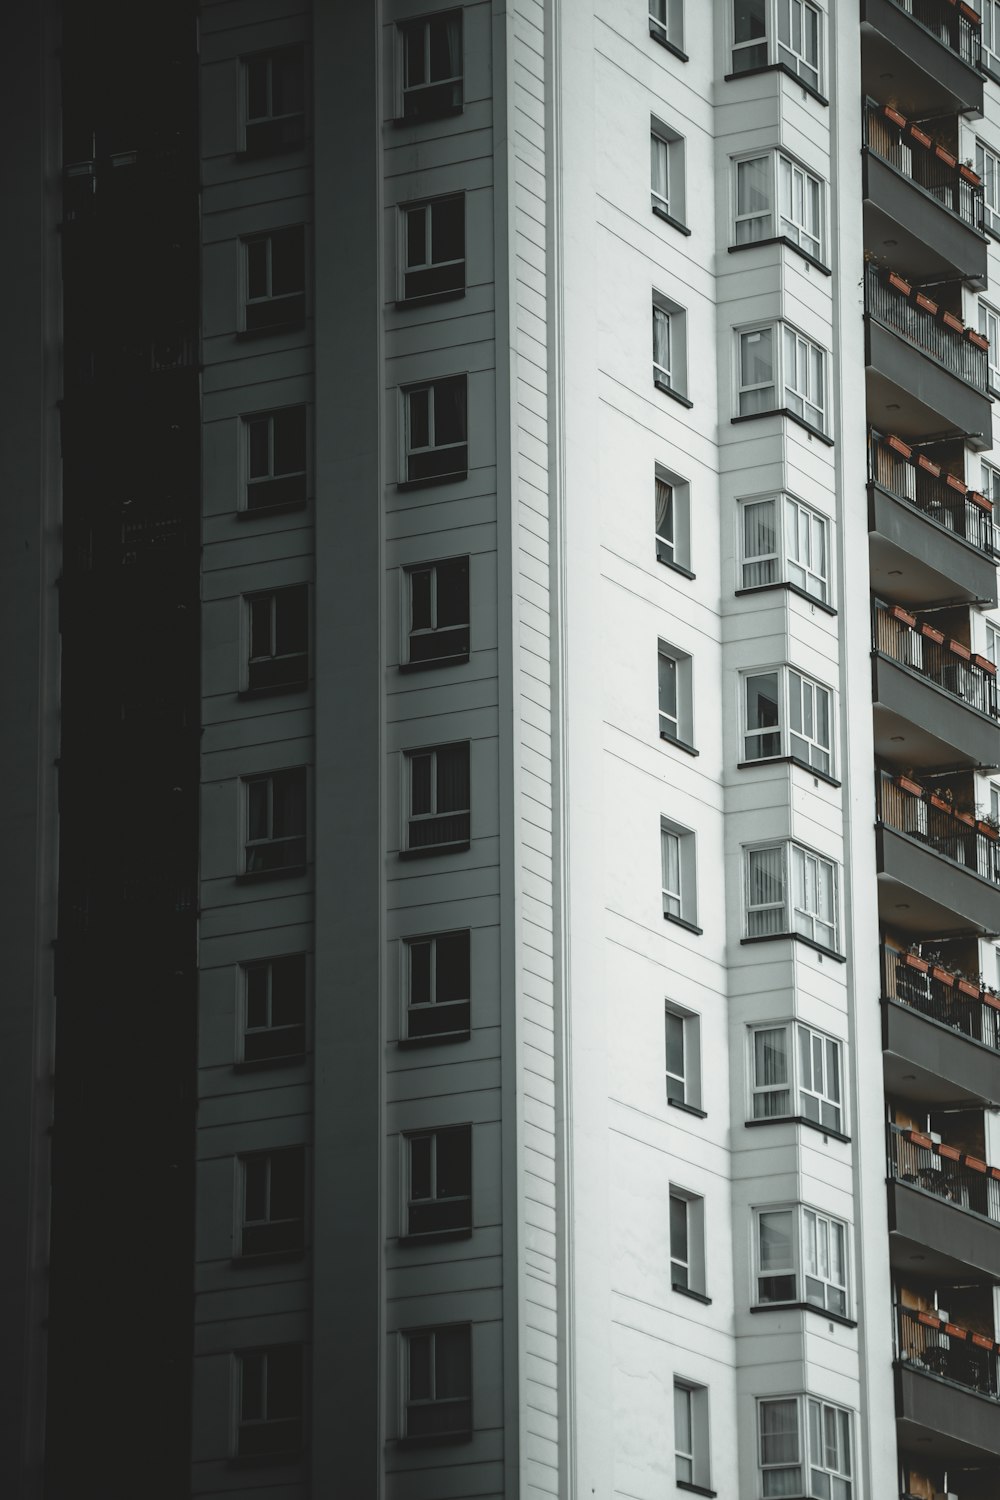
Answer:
[5, 2, 1000, 1498]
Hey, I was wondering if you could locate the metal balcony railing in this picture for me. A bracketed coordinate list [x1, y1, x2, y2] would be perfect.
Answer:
[865, 264, 990, 392]
[863, 99, 984, 230]
[889, 1122, 1000, 1221]
[897, 1303, 1000, 1397]
[882, 942, 1000, 1049]
[873, 603, 999, 716]
[868, 430, 995, 555]
[885, 0, 982, 69]
[876, 769, 1000, 882]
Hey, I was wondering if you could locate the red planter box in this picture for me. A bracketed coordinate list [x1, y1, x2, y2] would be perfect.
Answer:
[888, 272, 913, 295]
[915, 293, 939, 315]
[921, 624, 946, 643]
[950, 640, 972, 660]
[917, 454, 941, 475]
[887, 434, 912, 458]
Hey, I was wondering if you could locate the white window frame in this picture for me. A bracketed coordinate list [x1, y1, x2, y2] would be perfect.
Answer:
[674, 1380, 711, 1490]
[658, 640, 694, 747]
[757, 1395, 852, 1500]
[240, 46, 305, 153]
[402, 555, 471, 668]
[979, 300, 1000, 391]
[977, 139, 1000, 237]
[665, 1001, 701, 1110]
[404, 741, 471, 853]
[401, 375, 469, 485]
[403, 929, 471, 1041]
[742, 665, 834, 774]
[744, 841, 839, 950]
[398, 193, 466, 302]
[736, 321, 827, 433]
[661, 817, 698, 927]
[240, 954, 307, 1063]
[650, 115, 686, 226]
[733, 149, 823, 260]
[732, 0, 822, 90]
[739, 493, 830, 602]
[985, 619, 1000, 667]
[753, 1204, 849, 1315]
[235, 1346, 302, 1458]
[403, 1123, 472, 1238]
[655, 463, 692, 572]
[401, 1324, 472, 1440]
[652, 291, 688, 399]
[397, 10, 464, 121]
[669, 1186, 706, 1295]
[749, 1020, 845, 1132]
[243, 405, 308, 510]
[649, 0, 684, 50]
[974, 0, 1000, 77]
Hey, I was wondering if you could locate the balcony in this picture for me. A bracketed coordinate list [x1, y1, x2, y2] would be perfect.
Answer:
[865, 267, 992, 448]
[882, 942, 1000, 1107]
[888, 1123, 1000, 1279]
[863, 100, 987, 289]
[868, 432, 997, 607]
[896, 1304, 1000, 1462]
[876, 770, 1000, 936]
[872, 604, 1000, 769]
[862, 0, 983, 117]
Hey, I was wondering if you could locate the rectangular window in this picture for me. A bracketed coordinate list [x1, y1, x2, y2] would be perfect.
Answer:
[403, 1325, 472, 1439]
[405, 930, 471, 1041]
[733, 0, 821, 88]
[658, 642, 693, 747]
[242, 47, 304, 155]
[405, 742, 470, 853]
[238, 1147, 305, 1257]
[650, 116, 686, 226]
[986, 620, 1000, 666]
[750, 1021, 844, 1131]
[400, 195, 465, 302]
[740, 494, 829, 602]
[977, 0, 1000, 76]
[649, 0, 684, 48]
[661, 818, 697, 927]
[669, 1188, 706, 1294]
[236, 1346, 303, 1458]
[403, 375, 468, 484]
[979, 301, 1000, 392]
[244, 768, 306, 875]
[655, 464, 691, 572]
[977, 140, 1000, 236]
[246, 585, 308, 691]
[242, 227, 306, 332]
[665, 1002, 701, 1109]
[404, 556, 470, 667]
[743, 666, 832, 773]
[783, 325, 825, 429]
[652, 292, 687, 399]
[737, 322, 827, 433]
[674, 1381, 711, 1490]
[758, 1396, 852, 1499]
[755, 1205, 848, 1314]
[404, 1124, 472, 1237]
[745, 842, 839, 950]
[399, 11, 463, 122]
[244, 406, 307, 511]
[734, 151, 822, 260]
[241, 954, 307, 1063]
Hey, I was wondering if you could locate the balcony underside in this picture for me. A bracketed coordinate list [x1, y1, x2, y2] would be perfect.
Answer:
[873, 656, 1000, 771]
[876, 825, 1000, 937]
[866, 321, 992, 450]
[861, 0, 984, 116]
[896, 1366, 1000, 1463]
[883, 999, 1000, 1108]
[869, 484, 998, 609]
[888, 1178, 1000, 1279]
[864, 154, 988, 289]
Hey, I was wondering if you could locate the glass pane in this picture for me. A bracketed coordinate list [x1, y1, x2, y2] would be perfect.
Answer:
[759, 1210, 794, 1271]
[665, 1011, 685, 1081]
[410, 1135, 433, 1199]
[735, 0, 768, 42]
[410, 568, 433, 631]
[434, 377, 467, 446]
[408, 1334, 433, 1400]
[250, 597, 272, 658]
[436, 744, 469, 813]
[410, 754, 432, 815]
[274, 50, 304, 115]
[408, 389, 430, 451]
[244, 1157, 267, 1221]
[755, 1027, 789, 1086]
[241, 1353, 265, 1420]
[741, 327, 773, 387]
[655, 477, 674, 541]
[653, 306, 671, 369]
[674, 1385, 693, 1452]
[273, 406, 306, 475]
[247, 780, 269, 840]
[738, 155, 772, 218]
[246, 57, 268, 120]
[246, 239, 268, 299]
[269, 1150, 303, 1220]
[658, 653, 678, 718]
[267, 1348, 302, 1420]
[409, 941, 432, 1006]
[406, 206, 426, 269]
[246, 965, 269, 1029]
[275, 588, 307, 655]
[270, 228, 304, 296]
[428, 14, 459, 83]
[760, 1398, 800, 1464]
[431, 196, 464, 264]
[434, 1327, 470, 1399]
[651, 133, 669, 201]
[270, 956, 305, 1026]
[436, 1127, 471, 1198]
[436, 931, 470, 1003]
[436, 557, 469, 627]
[404, 25, 426, 88]
[248, 416, 270, 479]
[273, 772, 305, 836]
[669, 1195, 688, 1262]
[746, 673, 780, 732]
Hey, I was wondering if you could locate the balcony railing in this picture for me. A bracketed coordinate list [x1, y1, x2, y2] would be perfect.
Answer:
[864, 99, 984, 230]
[877, 769, 1000, 882]
[869, 430, 995, 555]
[885, 0, 982, 69]
[882, 942, 1000, 1049]
[897, 1303, 1000, 1398]
[889, 1122, 1000, 1221]
[865, 264, 990, 393]
[873, 602, 999, 716]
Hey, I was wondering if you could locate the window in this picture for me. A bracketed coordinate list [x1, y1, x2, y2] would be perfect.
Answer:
[243, 768, 306, 875]
[740, 493, 829, 602]
[734, 151, 822, 260]
[649, 0, 684, 50]
[404, 1124, 472, 1237]
[743, 666, 833, 773]
[241, 954, 306, 1063]
[400, 195, 465, 302]
[404, 556, 470, 668]
[236, 1346, 303, 1458]
[244, 407, 307, 510]
[246, 586, 308, 691]
[238, 1147, 305, 1257]
[732, 0, 821, 89]
[404, 742, 470, 853]
[669, 1187, 706, 1295]
[398, 11, 463, 122]
[674, 1381, 711, 1490]
[654, 464, 691, 573]
[402, 375, 468, 484]
[405, 930, 471, 1041]
[755, 1205, 848, 1314]
[650, 117, 686, 226]
[241, 47, 304, 155]
[977, 140, 1000, 237]
[986, 620, 1000, 667]
[242, 227, 305, 333]
[750, 1021, 844, 1131]
[652, 293, 688, 401]
[665, 1002, 701, 1110]
[661, 818, 698, 928]
[758, 1396, 852, 1500]
[403, 1325, 472, 1439]
[979, 301, 1000, 392]
[737, 323, 827, 432]
[975, 0, 1000, 76]
[658, 642, 693, 748]
[744, 842, 839, 950]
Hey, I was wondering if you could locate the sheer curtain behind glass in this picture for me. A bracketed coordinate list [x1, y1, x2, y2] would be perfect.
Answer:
[748, 845, 786, 934]
[740, 328, 775, 413]
[736, 154, 772, 242]
[754, 1027, 790, 1116]
[742, 497, 778, 586]
[760, 1398, 802, 1497]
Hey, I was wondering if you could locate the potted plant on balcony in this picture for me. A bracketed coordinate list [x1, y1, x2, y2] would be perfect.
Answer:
[904, 945, 929, 973]
[958, 974, 982, 998]
[896, 770, 923, 797]
[977, 812, 1000, 840]
[931, 963, 956, 986]
[928, 787, 953, 812]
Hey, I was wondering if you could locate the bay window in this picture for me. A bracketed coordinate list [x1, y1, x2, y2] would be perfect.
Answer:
[737, 322, 827, 433]
[749, 1020, 844, 1132]
[745, 842, 839, 950]
[740, 493, 829, 603]
[732, 0, 822, 90]
[758, 1395, 852, 1500]
[754, 1204, 848, 1315]
[743, 666, 833, 774]
[734, 150, 823, 260]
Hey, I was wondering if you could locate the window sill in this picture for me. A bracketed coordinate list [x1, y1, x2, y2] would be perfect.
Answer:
[744, 1115, 851, 1145]
[653, 377, 694, 409]
[235, 865, 308, 884]
[750, 1302, 857, 1329]
[399, 653, 470, 674]
[731, 409, 834, 446]
[723, 61, 828, 106]
[236, 499, 309, 520]
[397, 471, 468, 492]
[660, 731, 699, 757]
[399, 840, 471, 861]
[727, 235, 831, 277]
[394, 288, 466, 310]
[652, 204, 692, 237]
[664, 912, 703, 936]
[233, 1054, 306, 1072]
[230, 1249, 305, 1268]
[736, 756, 841, 788]
[236, 321, 306, 341]
[740, 931, 846, 963]
[668, 1097, 708, 1120]
[398, 1227, 473, 1246]
[397, 1031, 471, 1050]
[677, 1483, 717, 1499]
[648, 27, 688, 62]
[392, 104, 465, 129]
[672, 1283, 712, 1305]
[238, 681, 308, 701]
[657, 555, 696, 580]
[734, 581, 837, 616]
